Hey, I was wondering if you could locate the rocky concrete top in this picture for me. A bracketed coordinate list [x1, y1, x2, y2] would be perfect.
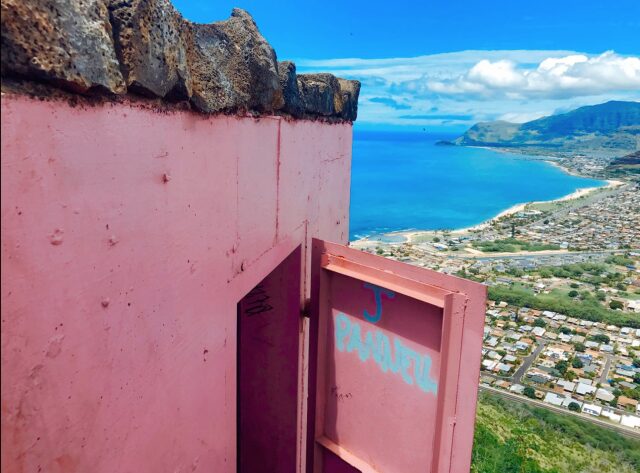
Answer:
[0, 0, 360, 122]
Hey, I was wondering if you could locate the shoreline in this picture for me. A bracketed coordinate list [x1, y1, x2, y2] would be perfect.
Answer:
[352, 178, 624, 247]
[450, 178, 622, 233]
[350, 144, 627, 248]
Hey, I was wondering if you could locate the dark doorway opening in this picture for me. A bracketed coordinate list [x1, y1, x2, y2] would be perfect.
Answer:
[237, 247, 302, 472]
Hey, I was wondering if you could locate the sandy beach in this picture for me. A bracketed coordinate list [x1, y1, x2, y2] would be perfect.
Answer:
[351, 178, 625, 247]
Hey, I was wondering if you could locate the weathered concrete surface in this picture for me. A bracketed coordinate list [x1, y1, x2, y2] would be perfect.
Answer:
[0, 94, 352, 472]
[187, 8, 283, 114]
[278, 61, 303, 118]
[108, 0, 192, 99]
[1, 0, 125, 94]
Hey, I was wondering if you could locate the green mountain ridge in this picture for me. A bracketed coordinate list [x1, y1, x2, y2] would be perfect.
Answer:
[454, 101, 640, 155]
[611, 149, 640, 165]
[606, 149, 640, 178]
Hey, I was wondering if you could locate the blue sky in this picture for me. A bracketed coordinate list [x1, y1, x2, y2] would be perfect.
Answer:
[174, 0, 640, 131]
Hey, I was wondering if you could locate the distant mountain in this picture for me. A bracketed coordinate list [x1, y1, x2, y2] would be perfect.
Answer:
[610, 149, 640, 165]
[607, 150, 640, 177]
[454, 101, 640, 154]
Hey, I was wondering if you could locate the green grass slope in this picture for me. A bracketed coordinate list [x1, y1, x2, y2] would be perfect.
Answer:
[471, 392, 640, 473]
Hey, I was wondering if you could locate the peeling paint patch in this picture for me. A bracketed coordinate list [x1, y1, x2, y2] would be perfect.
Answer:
[45, 335, 64, 359]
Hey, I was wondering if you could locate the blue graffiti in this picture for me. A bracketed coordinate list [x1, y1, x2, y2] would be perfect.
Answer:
[362, 283, 395, 323]
[335, 313, 438, 394]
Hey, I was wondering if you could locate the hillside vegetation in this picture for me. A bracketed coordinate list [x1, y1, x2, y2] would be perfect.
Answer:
[472, 392, 640, 473]
[488, 285, 639, 328]
[607, 150, 640, 178]
[471, 238, 560, 253]
[454, 101, 640, 154]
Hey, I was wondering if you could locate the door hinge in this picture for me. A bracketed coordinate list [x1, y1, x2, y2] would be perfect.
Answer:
[301, 298, 311, 318]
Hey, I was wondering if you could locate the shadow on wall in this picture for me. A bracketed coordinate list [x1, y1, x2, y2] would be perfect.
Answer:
[237, 246, 301, 473]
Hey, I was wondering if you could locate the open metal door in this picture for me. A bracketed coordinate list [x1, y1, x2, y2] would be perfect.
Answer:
[307, 239, 486, 473]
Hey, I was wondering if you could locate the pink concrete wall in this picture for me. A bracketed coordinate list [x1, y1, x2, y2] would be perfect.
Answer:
[1, 95, 352, 473]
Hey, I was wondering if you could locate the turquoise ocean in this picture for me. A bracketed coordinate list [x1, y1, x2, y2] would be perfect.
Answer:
[349, 130, 606, 241]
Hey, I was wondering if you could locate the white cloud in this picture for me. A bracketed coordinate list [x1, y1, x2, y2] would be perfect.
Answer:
[421, 51, 640, 99]
[295, 50, 640, 129]
[497, 111, 548, 124]
[297, 50, 577, 85]
[468, 60, 525, 88]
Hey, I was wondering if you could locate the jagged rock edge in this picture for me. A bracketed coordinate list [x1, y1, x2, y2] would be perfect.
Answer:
[0, 0, 359, 122]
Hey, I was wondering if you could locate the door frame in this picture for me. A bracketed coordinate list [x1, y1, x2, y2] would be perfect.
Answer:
[307, 238, 486, 473]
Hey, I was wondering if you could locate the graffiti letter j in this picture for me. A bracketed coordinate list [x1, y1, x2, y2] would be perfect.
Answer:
[363, 283, 395, 323]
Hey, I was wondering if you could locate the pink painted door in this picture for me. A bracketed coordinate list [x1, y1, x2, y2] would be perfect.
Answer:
[307, 239, 486, 473]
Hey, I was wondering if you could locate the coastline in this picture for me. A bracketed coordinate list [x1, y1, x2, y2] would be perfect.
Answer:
[445, 153, 626, 237]
[350, 143, 627, 248]
[351, 177, 624, 247]
[448, 179, 622, 233]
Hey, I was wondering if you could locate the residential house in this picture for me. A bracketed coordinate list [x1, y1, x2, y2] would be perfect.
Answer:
[556, 380, 575, 393]
[582, 404, 602, 416]
[601, 409, 621, 423]
[621, 415, 640, 429]
[532, 327, 546, 337]
[544, 393, 567, 407]
[575, 383, 597, 397]
[596, 389, 615, 403]
[618, 396, 639, 411]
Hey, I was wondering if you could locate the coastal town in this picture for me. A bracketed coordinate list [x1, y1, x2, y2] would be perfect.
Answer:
[480, 302, 640, 431]
[352, 167, 640, 432]
[353, 182, 639, 280]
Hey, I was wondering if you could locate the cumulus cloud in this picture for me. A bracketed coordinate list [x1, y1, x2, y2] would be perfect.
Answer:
[295, 50, 640, 129]
[497, 111, 548, 124]
[418, 51, 640, 99]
